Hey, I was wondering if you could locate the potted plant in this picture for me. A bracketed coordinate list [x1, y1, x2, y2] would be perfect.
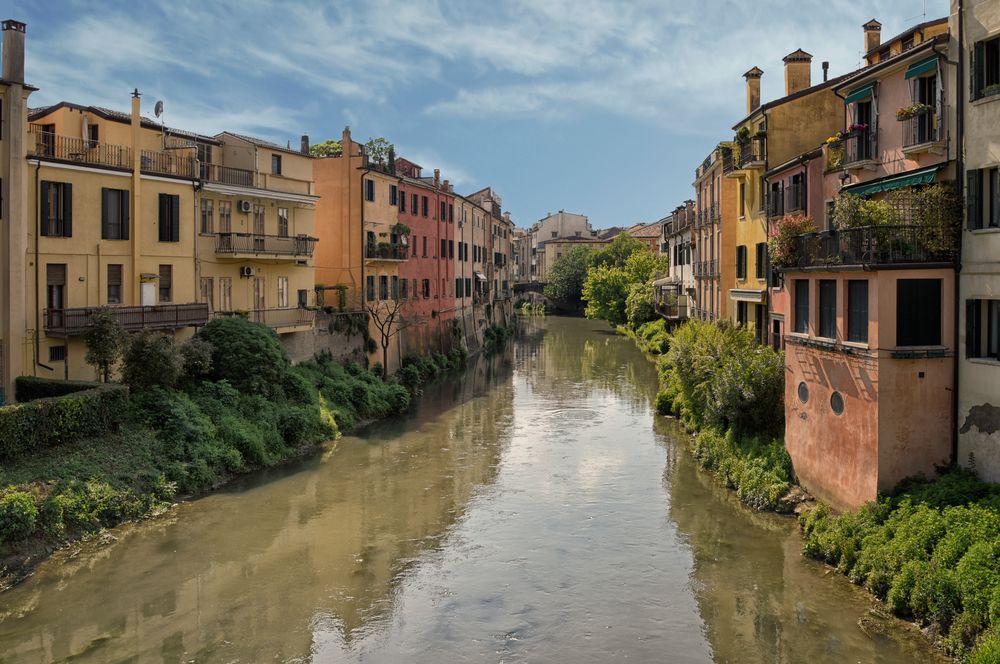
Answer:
[895, 103, 932, 120]
[768, 214, 817, 268]
[735, 126, 751, 141]
[847, 122, 869, 133]
[377, 241, 392, 258]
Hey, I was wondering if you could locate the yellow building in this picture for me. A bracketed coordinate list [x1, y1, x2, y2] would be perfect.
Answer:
[724, 52, 849, 342]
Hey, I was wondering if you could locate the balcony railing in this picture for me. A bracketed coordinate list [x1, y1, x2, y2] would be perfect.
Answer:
[709, 258, 719, 276]
[721, 147, 735, 175]
[902, 108, 941, 148]
[28, 125, 131, 169]
[780, 225, 957, 270]
[215, 233, 317, 258]
[215, 308, 315, 330]
[141, 150, 197, 179]
[843, 129, 877, 166]
[656, 294, 689, 320]
[738, 137, 766, 168]
[364, 243, 407, 261]
[44, 303, 210, 337]
[202, 163, 255, 187]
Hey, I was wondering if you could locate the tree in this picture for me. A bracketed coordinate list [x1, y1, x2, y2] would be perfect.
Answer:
[122, 331, 183, 391]
[590, 233, 647, 270]
[543, 246, 593, 309]
[366, 299, 424, 379]
[84, 308, 126, 382]
[365, 137, 394, 165]
[582, 264, 632, 326]
[197, 317, 290, 396]
[309, 139, 342, 157]
[625, 281, 657, 328]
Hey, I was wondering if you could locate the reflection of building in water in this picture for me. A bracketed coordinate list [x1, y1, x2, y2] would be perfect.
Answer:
[0, 353, 514, 662]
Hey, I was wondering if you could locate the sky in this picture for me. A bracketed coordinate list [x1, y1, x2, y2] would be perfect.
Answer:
[12, 0, 949, 230]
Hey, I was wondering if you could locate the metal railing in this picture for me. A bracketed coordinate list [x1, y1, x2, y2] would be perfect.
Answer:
[28, 125, 131, 169]
[782, 225, 957, 269]
[215, 233, 317, 258]
[738, 136, 766, 168]
[843, 129, 877, 166]
[711, 203, 720, 221]
[215, 308, 315, 329]
[364, 243, 408, 261]
[902, 108, 941, 148]
[721, 148, 735, 175]
[44, 303, 209, 337]
[709, 258, 719, 276]
[202, 163, 255, 187]
[141, 150, 197, 178]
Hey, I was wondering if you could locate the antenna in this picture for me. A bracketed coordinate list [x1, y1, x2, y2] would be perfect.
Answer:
[154, 100, 164, 118]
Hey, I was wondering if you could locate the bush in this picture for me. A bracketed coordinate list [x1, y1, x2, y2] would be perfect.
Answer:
[122, 331, 183, 391]
[197, 317, 289, 397]
[15, 376, 102, 402]
[0, 491, 38, 543]
[625, 281, 656, 329]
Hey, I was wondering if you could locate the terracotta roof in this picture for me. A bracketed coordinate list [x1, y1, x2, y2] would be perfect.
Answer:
[217, 130, 307, 155]
[28, 101, 220, 144]
[626, 222, 665, 238]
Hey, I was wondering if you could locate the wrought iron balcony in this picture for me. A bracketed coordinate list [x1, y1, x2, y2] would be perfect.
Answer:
[843, 129, 878, 167]
[738, 137, 766, 168]
[215, 233, 318, 259]
[141, 150, 197, 179]
[28, 124, 131, 169]
[201, 163, 256, 187]
[214, 308, 315, 330]
[721, 147, 735, 175]
[779, 225, 957, 270]
[45, 303, 209, 337]
[902, 108, 942, 149]
[364, 242, 408, 261]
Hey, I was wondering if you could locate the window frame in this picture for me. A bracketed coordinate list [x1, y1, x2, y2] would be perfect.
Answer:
[158, 193, 180, 243]
[896, 278, 942, 347]
[794, 279, 810, 334]
[101, 187, 129, 240]
[818, 279, 837, 340]
[847, 279, 869, 343]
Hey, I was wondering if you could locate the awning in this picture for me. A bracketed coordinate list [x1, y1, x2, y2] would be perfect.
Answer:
[474, 272, 487, 281]
[652, 276, 680, 288]
[905, 56, 938, 80]
[841, 164, 943, 197]
[844, 84, 874, 105]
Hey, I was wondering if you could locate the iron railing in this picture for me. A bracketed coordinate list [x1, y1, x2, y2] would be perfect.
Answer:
[45, 303, 209, 337]
[843, 129, 877, 166]
[215, 308, 315, 329]
[215, 233, 317, 258]
[711, 203, 720, 222]
[141, 150, 197, 178]
[28, 125, 131, 169]
[902, 108, 941, 148]
[781, 225, 957, 269]
[364, 243, 408, 261]
[738, 137, 766, 168]
[721, 147, 735, 175]
[202, 163, 255, 187]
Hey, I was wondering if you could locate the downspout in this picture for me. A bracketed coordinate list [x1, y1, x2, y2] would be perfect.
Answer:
[33, 161, 53, 372]
[952, 0, 965, 466]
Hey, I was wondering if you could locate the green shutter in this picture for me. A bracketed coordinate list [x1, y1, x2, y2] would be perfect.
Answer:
[170, 195, 180, 242]
[62, 183, 72, 237]
[101, 188, 111, 239]
[39, 181, 50, 236]
[121, 190, 130, 240]
[973, 40, 986, 100]
[967, 169, 982, 230]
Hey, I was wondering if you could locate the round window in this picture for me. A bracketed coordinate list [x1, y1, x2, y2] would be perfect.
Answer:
[831, 391, 845, 415]
[797, 382, 809, 404]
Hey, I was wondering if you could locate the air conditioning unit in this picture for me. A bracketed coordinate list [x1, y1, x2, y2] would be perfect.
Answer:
[238, 200, 253, 214]
[240, 266, 255, 278]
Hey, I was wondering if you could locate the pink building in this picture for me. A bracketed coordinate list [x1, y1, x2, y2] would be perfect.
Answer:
[777, 20, 960, 510]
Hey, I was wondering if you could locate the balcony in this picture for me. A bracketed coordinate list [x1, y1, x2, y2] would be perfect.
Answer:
[655, 290, 689, 321]
[141, 150, 197, 179]
[215, 308, 315, 331]
[778, 225, 957, 270]
[28, 124, 131, 170]
[44, 303, 209, 337]
[364, 242, 408, 262]
[711, 204, 720, 222]
[721, 147, 736, 175]
[202, 163, 256, 187]
[215, 233, 317, 260]
[843, 130, 878, 169]
[901, 108, 945, 154]
[738, 137, 766, 168]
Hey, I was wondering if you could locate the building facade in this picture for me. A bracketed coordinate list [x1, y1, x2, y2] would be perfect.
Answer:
[692, 147, 736, 323]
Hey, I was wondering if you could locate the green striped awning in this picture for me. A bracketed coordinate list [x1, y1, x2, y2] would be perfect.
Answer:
[841, 164, 943, 197]
[844, 84, 874, 105]
[905, 56, 938, 80]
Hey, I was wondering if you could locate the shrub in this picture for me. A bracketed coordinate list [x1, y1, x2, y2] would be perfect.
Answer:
[122, 331, 183, 391]
[768, 214, 817, 268]
[179, 337, 214, 382]
[15, 376, 102, 402]
[625, 281, 656, 329]
[0, 491, 39, 543]
[197, 317, 289, 397]
[83, 307, 126, 382]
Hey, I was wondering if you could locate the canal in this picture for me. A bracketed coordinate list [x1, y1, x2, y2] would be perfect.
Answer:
[0, 317, 943, 663]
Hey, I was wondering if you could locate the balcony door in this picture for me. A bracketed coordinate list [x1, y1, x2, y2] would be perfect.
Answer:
[46, 264, 66, 329]
[253, 205, 265, 252]
[253, 276, 266, 314]
[855, 101, 873, 160]
[913, 75, 937, 144]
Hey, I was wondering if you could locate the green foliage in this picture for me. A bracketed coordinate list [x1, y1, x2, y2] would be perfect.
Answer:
[633, 319, 671, 355]
[583, 264, 632, 326]
[83, 307, 126, 382]
[543, 246, 593, 307]
[365, 136, 394, 164]
[590, 233, 647, 270]
[197, 317, 290, 397]
[309, 139, 342, 157]
[0, 491, 38, 544]
[15, 376, 101, 402]
[625, 281, 656, 329]
[692, 428, 792, 511]
[768, 214, 817, 268]
[122, 331, 184, 391]
[583, 241, 667, 328]
[179, 337, 214, 383]
[800, 468, 1000, 661]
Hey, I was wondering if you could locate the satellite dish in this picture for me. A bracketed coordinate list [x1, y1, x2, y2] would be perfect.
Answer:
[154, 100, 164, 118]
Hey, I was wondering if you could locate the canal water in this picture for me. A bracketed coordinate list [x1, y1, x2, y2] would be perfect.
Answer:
[0, 317, 943, 663]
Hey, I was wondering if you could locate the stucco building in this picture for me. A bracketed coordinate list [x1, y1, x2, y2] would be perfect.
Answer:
[692, 147, 736, 323]
[524, 210, 597, 283]
[654, 203, 695, 322]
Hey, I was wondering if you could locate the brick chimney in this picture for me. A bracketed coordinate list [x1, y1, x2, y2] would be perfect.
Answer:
[300, 135, 309, 155]
[863, 19, 882, 55]
[744, 67, 763, 114]
[434, 168, 440, 187]
[2, 19, 26, 83]
[783, 49, 812, 96]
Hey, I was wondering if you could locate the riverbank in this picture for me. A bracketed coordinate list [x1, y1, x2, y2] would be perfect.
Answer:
[0, 317, 472, 592]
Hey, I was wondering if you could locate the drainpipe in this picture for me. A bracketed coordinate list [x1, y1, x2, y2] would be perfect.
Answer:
[33, 161, 53, 372]
[952, 0, 965, 466]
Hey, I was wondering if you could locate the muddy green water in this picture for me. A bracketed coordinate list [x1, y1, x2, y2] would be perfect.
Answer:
[0, 317, 943, 663]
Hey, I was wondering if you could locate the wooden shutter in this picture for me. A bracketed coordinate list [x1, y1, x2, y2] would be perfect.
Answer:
[101, 188, 112, 239]
[170, 195, 180, 241]
[972, 40, 985, 100]
[967, 299, 980, 358]
[159, 194, 169, 241]
[46, 263, 66, 285]
[40, 181, 51, 236]
[121, 190, 130, 240]
[61, 183, 72, 237]
[968, 169, 982, 230]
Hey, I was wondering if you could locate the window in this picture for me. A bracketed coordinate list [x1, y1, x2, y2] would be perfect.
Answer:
[278, 277, 289, 308]
[391, 276, 399, 300]
[755, 242, 767, 279]
[48, 345, 66, 362]
[739, 182, 746, 217]
[218, 200, 232, 232]
[440, 201, 446, 220]
[200, 199, 214, 234]
[966, 299, 1000, 360]
[220, 277, 232, 311]
[897, 279, 941, 346]
[158, 193, 180, 242]
[107, 264, 123, 304]
[441, 239, 447, 258]
[449, 240, 454, 259]
[298, 289, 308, 308]
[456, 278, 463, 298]
[271, 154, 282, 175]
[448, 204, 454, 222]
[819, 279, 836, 339]
[797, 382, 809, 404]
[967, 168, 1000, 230]
[40, 181, 72, 237]
[364, 179, 375, 202]
[465, 278, 471, 296]
[847, 280, 869, 343]
[411, 193, 418, 215]
[422, 237, 427, 257]
[87, 123, 99, 148]
[46, 264, 66, 329]
[366, 276, 375, 302]
[736, 245, 747, 279]
[400, 189, 406, 212]
[794, 279, 809, 333]
[200, 276, 214, 311]
[101, 188, 129, 240]
[389, 184, 398, 206]
[736, 301, 748, 327]
[379, 275, 389, 300]
[412, 279, 418, 300]
[253, 204, 265, 243]
[422, 196, 429, 217]
[824, 201, 836, 231]
[972, 36, 1000, 100]
[422, 279, 431, 299]
[158, 264, 173, 303]
[278, 207, 289, 237]
[401, 279, 409, 300]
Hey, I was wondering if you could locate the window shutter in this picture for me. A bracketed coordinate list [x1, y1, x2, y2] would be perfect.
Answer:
[171, 195, 180, 241]
[967, 169, 982, 230]
[101, 188, 111, 239]
[972, 40, 985, 100]
[62, 183, 73, 237]
[122, 190, 130, 240]
[966, 299, 979, 358]
[40, 182, 51, 236]
[159, 194, 168, 241]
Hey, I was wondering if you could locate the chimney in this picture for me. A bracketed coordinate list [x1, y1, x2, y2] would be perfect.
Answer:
[300, 135, 309, 155]
[743, 67, 763, 114]
[783, 49, 812, 95]
[863, 19, 882, 56]
[822, 61, 829, 82]
[342, 126, 352, 153]
[2, 19, 26, 83]
[434, 168, 440, 187]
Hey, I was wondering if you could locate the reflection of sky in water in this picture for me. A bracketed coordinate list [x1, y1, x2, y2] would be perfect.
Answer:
[0, 317, 943, 664]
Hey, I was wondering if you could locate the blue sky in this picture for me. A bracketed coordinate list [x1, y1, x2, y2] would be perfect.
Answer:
[13, 0, 948, 230]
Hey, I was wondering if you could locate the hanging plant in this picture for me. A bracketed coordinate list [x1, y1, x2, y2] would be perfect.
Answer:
[390, 222, 411, 236]
[735, 126, 751, 141]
